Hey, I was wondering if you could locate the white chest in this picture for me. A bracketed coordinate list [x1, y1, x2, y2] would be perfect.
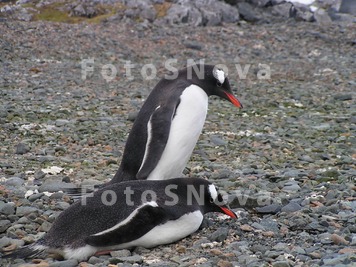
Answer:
[148, 85, 208, 180]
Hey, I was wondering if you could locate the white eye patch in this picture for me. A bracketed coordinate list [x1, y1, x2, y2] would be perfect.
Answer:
[208, 184, 218, 201]
[213, 68, 225, 85]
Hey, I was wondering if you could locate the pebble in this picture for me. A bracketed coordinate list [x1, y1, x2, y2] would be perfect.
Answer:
[0, 201, 15, 215]
[208, 227, 229, 242]
[15, 142, 30, 154]
[49, 259, 78, 267]
[281, 202, 302, 213]
[15, 206, 38, 216]
[0, 220, 11, 233]
[255, 204, 282, 214]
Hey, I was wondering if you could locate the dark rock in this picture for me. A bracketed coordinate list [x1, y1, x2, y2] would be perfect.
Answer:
[271, 3, 293, 18]
[5, 176, 24, 186]
[184, 41, 203, 51]
[0, 220, 11, 233]
[49, 259, 78, 267]
[210, 135, 227, 146]
[127, 112, 138, 122]
[16, 206, 38, 216]
[0, 201, 15, 215]
[290, 3, 314, 22]
[334, 94, 352, 101]
[237, 2, 262, 22]
[281, 202, 302, 213]
[339, 0, 356, 16]
[15, 142, 30, 154]
[255, 204, 282, 214]
[314, 9, 332, 25]
[209, 227, 229, 242]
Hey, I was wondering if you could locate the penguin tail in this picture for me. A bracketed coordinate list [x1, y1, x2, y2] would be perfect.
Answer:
[1, 241, 48, 259]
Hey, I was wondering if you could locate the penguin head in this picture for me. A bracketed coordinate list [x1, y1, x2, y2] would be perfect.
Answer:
[186, 64, 243, 108]
[203, 183, 237, 218]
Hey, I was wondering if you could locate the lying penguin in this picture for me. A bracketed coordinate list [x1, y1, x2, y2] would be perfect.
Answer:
[3, 178, 236, 261]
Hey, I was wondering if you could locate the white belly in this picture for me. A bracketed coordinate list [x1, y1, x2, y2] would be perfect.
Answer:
[147, 85, 208, 180]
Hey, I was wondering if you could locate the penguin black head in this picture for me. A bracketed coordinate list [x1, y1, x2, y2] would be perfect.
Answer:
[183, 64, 243, 108]
[202, 182, 237, 218]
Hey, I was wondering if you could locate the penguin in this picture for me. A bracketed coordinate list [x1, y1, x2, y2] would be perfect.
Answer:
[111, 64, 242, 183]
[3, 178, 237, 262]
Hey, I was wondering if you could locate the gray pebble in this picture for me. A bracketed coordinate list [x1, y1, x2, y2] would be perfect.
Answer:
[16, 206, 38, 216]
[110, 249, 131, 257]
[281, 202, 302, 213]
[5, 176, 24, 186]
[208, 227, 229, 242]
[28, 193, 45, 202]
[272, 260, 291, 267]
[0, 220, 11, 233]
[15, 142, 30, 154]
[0, 201, 15, 215]
[210, 135, 227, 146]
[255, 204, 282, 214]
[112, 255, 143, 264]
[49, 259, 78, 267]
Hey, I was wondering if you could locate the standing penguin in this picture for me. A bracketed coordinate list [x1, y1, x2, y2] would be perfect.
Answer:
[3, 178, 236, 262]
[111, 64, 242, 183]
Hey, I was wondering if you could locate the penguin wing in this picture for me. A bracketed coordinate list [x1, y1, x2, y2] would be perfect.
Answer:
[136, 102, 178, 179]
[85, 201, 173, 247]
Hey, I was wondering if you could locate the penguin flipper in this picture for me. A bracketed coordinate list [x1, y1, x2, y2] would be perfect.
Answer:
[136, 103, 177, 179]
[85, 201, 172, 247]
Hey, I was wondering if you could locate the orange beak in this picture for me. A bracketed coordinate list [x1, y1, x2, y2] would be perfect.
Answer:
[225, 92, 243, 108]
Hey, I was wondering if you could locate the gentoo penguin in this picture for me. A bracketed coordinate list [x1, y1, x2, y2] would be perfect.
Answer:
[3, 178, 236, 261]
[111, 64, 242, 183]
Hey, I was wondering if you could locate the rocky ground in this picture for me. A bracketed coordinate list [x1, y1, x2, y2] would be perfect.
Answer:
[0, 1, 356, 266]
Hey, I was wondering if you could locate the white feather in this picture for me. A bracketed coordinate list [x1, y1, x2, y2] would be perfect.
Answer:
[214, 69, 225, 85]
[208, 184, 218, 201]
[63, 245, 97, 261]
[147, 85, 208, 180]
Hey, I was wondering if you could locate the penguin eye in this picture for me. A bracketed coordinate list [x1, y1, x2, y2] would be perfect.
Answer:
[216, 81, 222, 87]
[209, 197, 214, 203]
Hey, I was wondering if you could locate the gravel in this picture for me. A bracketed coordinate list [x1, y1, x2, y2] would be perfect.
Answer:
[0, 1, 355, 266]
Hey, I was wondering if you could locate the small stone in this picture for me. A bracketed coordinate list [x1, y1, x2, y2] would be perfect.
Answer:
[113, 255, 143, 264]
[110, 249, 131, 258]
[49, 259, 78, 267]
[184, 41, 203, 51]
[127, 112, 138, 121]
[281, 202, 302, 213]
[0, 201, 15, 215]
[217, 259, 233, 267]
[338, 247, 356, 254]
[330, 233, 349, 245]
[309, 251, 321, 259]
[16, 206, 38, 216]
[176, 245, 186, 253]
[272, 261, 290, 267]
[0, 220, 11, 233]
[209, 227, 229, 242]
[255, 204, 282, 214]
[38, 221, 52, 232]
[334, 94, 352, 101]
[15, 142, 30, 154]
[240, 224, 253, 232]
[5, 177, 24, 186]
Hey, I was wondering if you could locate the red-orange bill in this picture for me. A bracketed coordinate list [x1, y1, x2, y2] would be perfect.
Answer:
[220, 206, 237, 218]
[225, 92, 243, 108]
